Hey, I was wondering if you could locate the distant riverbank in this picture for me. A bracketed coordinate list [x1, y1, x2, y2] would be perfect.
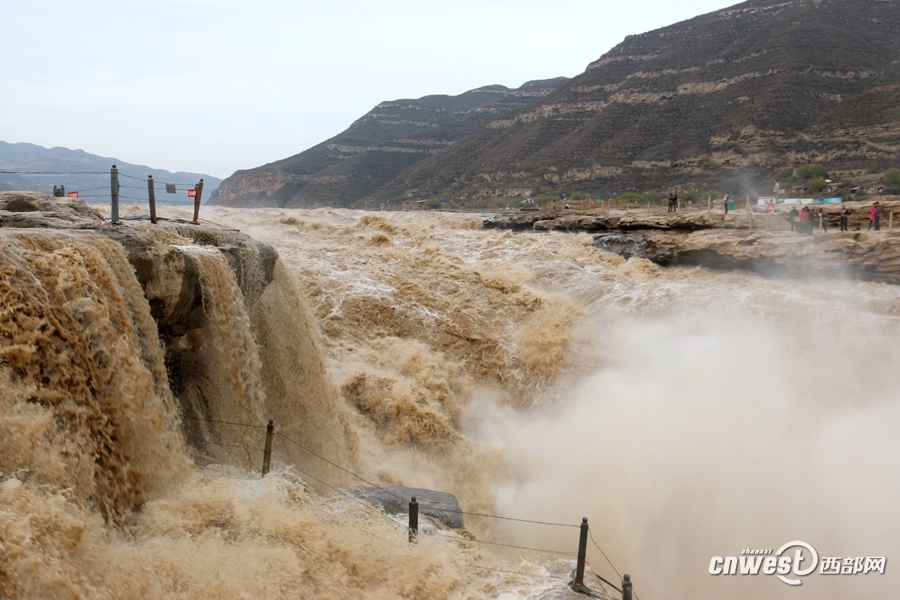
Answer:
[483, 198, 900, 285]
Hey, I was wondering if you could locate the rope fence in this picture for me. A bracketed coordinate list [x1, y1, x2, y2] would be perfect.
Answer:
[0, 166, 207, 224]
[183, 414, 637, 599]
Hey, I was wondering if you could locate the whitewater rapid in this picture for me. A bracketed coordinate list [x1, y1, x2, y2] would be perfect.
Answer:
[1, 203, 897, 599]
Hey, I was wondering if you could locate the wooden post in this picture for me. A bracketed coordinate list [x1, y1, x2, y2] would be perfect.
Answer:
[147, 175, 157, 224]
[110, 165, 120, 224]
[890, 210, 894, 232]
[574, 518, 589, 587]
[261, 419, 274, 476]
[409, 497, 419, 543]
[191, 179, 204, 224]
[647, 201, 651, 216]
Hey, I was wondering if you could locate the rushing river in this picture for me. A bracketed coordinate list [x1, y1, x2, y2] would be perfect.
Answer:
[1, 204, 897, 599]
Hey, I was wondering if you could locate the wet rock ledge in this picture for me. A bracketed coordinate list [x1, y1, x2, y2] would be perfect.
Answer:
[594, 228, 900, 284]
[484, 203, 900, 285]
[0, 191, 278, 335]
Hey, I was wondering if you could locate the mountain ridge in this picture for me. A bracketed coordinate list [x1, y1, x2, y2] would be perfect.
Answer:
[209, 78, 569, 208]
[213, 0, 900, 208]
[376, 0, 900, 200]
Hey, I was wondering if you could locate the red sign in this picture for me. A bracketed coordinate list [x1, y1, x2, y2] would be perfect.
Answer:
[67, 191, 79, 197]
[187, 188, 197, 198]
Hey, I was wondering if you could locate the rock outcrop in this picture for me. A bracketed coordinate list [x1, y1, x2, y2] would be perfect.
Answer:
[482, 198, 900, 284]
[351, 485, 465, 530]
[595, 228, 900, 285]
[485, 210, 720, 232]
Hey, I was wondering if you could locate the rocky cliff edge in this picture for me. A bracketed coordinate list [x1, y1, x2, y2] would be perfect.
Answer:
[0, 191, 278, 336]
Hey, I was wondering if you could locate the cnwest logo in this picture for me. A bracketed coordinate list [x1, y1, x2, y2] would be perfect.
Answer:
[709, 540, 886, 586]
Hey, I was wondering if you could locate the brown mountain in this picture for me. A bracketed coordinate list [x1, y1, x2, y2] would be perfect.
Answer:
[375, 0, 900, 201]
[209, 79, 568, 208]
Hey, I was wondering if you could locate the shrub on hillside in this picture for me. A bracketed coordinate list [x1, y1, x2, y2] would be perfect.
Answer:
[884, 168, 900, 193]
[808, 178, 827, 192]
[796, 165, 828, 181]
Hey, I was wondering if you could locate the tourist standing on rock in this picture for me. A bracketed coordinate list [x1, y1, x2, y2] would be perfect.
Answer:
[869, 202, 881, 230]
[767, 200, 775, 214]
[668, 190, 678, 213]
[799, 206, 811, 235]
[723, 194, 730, 214]
[840, 205, 850, 232]
[789, 206, 799, 232]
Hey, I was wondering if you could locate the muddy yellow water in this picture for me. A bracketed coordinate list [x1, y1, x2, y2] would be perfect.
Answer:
[1, 204, 897, 599]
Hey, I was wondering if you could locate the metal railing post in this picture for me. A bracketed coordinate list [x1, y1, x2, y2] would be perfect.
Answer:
[261, 419, 274, 476]
[110, 165, 120, 224]
[574, 517, 588, 586]
[148, 175, 157, 224]
[409, 496, 419, 543]
[622, 574, 633, 600]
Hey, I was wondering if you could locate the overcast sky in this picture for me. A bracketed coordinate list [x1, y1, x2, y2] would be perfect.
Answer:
[1, 0, 738, 178]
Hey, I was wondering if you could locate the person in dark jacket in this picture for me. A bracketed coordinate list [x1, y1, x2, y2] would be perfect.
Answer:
[789, 206, 799, 232]
[840, 205, 850, 232]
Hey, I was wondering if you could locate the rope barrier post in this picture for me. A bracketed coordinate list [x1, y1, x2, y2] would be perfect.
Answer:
[747, 196, 752, 233]
[622, 574, 633, 600]
[191, 178, 204, 224]
[110, 165, 120, 224]
[261, 419, 274, 476]
[147, 175, 157, 224]
[409, 496, 418, 543]
[574, 517, 589, 587]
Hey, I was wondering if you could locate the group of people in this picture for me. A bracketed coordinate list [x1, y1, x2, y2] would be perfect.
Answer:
[784, 202, 884, 234]
[787, 206, 830, 235]
[667, 189, 679, 213]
